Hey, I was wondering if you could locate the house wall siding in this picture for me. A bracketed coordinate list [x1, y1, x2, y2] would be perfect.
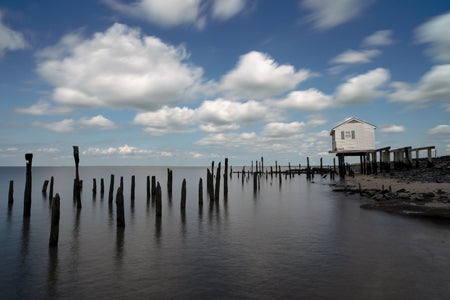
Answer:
[333, 122, 375, 151]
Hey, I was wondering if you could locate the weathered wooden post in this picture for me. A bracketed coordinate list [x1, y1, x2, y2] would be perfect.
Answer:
[131, 175, 135, 201]
[49, 193, 60, 247]
[207, 169, 214, 202]
[116, 187, 125, 227]
[151, 176, 156, 198]
[49, 176, 54, 203]
[181, 178, 186, 211]
[253, 172, 257, 193]
[155, 182, 162, 217]
[23, 153, 33, 217]
[100, 178, 105, 196]
[306, 157, 311, 180]
[320, 158, 323, 175]
[108, 174, 115, 203]
[261, 157, 264, 173]
[120, 176, 123, 190]
[167, 169, 173, 195]
[224, 158, 228, 197]
[278, 165, 282, 185]
[93, 178, 97, 196]
[8, 180, 14, 205]
[72, 146, 81, 209]
[215, 162, 221, 202]
[275, 161, 278, 176]
[146, 175, 150, 199]
[198, 178, 203, 206]
[42, 180, 49, 194]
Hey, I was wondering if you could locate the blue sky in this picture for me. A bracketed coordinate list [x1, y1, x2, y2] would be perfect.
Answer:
[1, 0, 450, 166]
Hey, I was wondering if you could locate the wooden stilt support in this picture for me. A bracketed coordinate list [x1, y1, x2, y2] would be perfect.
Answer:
[49, 193, 60, 247]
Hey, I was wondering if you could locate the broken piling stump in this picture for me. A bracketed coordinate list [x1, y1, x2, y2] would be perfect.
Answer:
[215, 162, 221, 202]
[224, 158, 228, 197]
[151, 176, 156, 198]
[167, 169, 173, 195]
[8, 180, 14, 205]
[100, 178, 105, 196]
[49, 176, 54, 203]
[181, 178, 186, 211]
[42, 180, 49, 194]
[23, 153, 33, 217]
[49, 193, 60, 247]
[72, 146, 81, 209]
[93, 178, 97, 196]
[131, 175, 135, 201]
[198, 178, 203, 206]
[155, 182, 162, 217]
[108, 174, 115, 203]
[146, 175, 150, 199]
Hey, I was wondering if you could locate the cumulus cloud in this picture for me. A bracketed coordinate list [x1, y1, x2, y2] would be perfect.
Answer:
[301, 0, 374, 30]
[15, 100, 72, 115]
[36, 23, 205, 111]
[363, 30, 394, 47]
[331, 49, 380, 64]
[212, 0, 247, 20]
[133, 106, 196, 135]
[380, 125, 405, 133]
[416, 11, 450, 63]
[104, 0, 204, 28]
[427, 124, 450, 135]
[389, 64, 450, 103]
[0, 10, 27, 59]
[221, 51, 311, 99]
[79, 115, 116, 130]
[262, 122, 306, 138]
[34, 119, 75, 133]
[335, 68, 390, 104]
[279, 89, 333, 111]
[197, 132, 257, 147]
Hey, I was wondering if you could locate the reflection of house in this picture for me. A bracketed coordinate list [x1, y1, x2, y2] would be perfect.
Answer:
[330, 117, 376, 153]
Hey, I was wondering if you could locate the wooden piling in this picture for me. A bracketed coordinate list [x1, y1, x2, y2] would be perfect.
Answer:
[181, 178, 186, 211]
[8, 180, 14, 204]
[72, 146, 81, 209]
[108, 174, 115, 203]
[23, 153, 33, 217]
[198, 178, 203, 206]
[224, 158, 228, 197]
[49, 176, 54, 202]
[131, 175, 135, 201]
[306, 157, 311, 180]
[167, 169, 173, 195]
[215, 162, 221, 202]
[155, 182, 162, 217]
[279, 166, 282, 185]
[93, 178, 97, 196]
[151, 176, 156, 198]
[146, 175, 150, 199]
[100, 178, 105, 196]
[253, 172, 257, 193]
[207, 168, 214, 201]
[120, 176, 123, 190]
[49, 193, 60, 247]
[116, 186, 125, 227]
[42, 180, 49, 194]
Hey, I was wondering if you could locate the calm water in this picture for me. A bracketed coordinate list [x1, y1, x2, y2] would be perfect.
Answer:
[0, 166, 449, 299]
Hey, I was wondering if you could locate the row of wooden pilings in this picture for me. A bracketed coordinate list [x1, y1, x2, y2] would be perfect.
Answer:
[8, 147, 338, 248]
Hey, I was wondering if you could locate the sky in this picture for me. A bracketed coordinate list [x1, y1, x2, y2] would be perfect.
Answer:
[1, 0, 450, 166]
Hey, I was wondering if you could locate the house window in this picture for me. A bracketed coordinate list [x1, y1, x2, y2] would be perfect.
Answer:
[341, 131, 345, 140]
[351, 130, 355, 139]
[345, 131, 351, 138]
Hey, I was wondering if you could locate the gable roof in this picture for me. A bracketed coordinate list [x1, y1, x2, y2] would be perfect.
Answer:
[330, 117, 376, 135]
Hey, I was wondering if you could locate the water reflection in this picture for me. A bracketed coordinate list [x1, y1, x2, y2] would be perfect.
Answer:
[155, 216, 162, 245]
[21, 217, 30, 263]
[48, 247, 58, 297]
[115, 227, 124, 268]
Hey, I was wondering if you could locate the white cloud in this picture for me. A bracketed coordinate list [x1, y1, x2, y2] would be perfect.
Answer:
[363, 30, 394, 47]
[36, 147, 60, 153]
[0, 10, 27, 59]
[197, 132, 257, 147]
[36, 23, 205, 110]
[427, 124, 450, 135]
[380, 125, 405, 133]
[335, 68, 390, 104]
[389, 64, 450, 103]
[15, 100, 72, 115]
[416, 11, 450, 63]
[133, 106, 196, 135]
[104, 0, 204, 28]
[212, 0, 247, 20]
[221, 51, 311, 99]
[331, 49, 380, 64]
[79, 115, 116, 130]
[262, 122, 306, 138]
[34, 119, 75, 133]
[279, 89, 333, 111]
[301, 0, 374, 30]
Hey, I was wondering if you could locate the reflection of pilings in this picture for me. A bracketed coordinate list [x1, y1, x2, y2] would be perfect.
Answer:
[181, 178, 186, 211]
[108, 174, 115, 203]
[47, 247, 58, 298]
[49, 193, 60, 247]
[116, 187, 125, 227]
[23, 153, 33, 217]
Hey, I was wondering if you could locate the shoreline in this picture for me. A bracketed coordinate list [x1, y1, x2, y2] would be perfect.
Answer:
[333, 174, 450, 220]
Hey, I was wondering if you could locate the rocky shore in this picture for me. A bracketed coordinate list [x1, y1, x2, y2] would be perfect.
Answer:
[332, 155, 450, 219]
